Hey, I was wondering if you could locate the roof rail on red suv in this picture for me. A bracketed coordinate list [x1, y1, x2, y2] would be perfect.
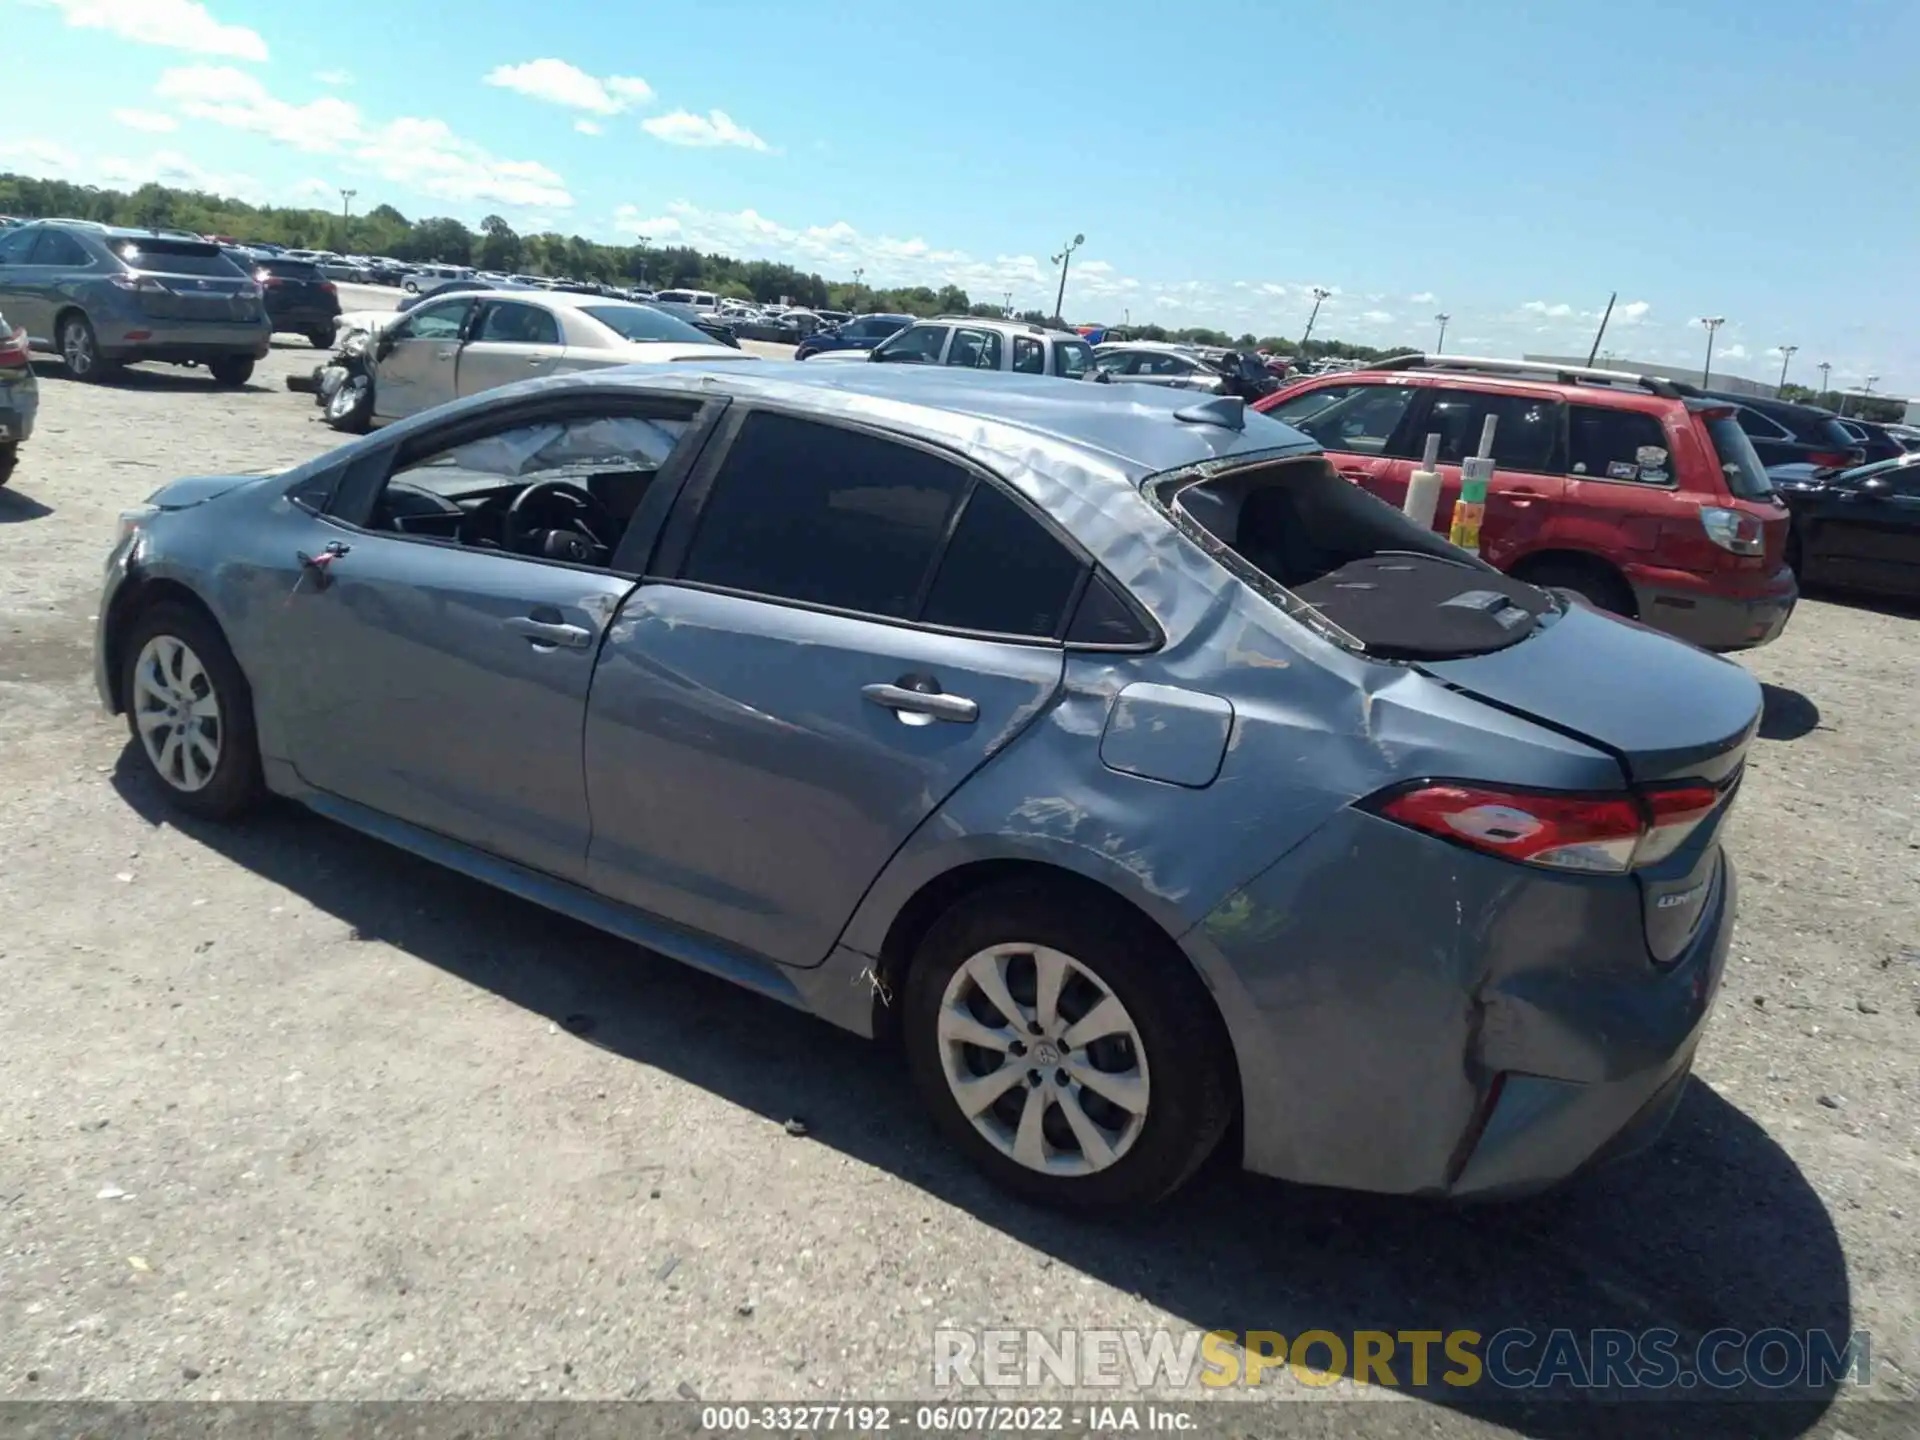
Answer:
[1365, 352, 1691, 400]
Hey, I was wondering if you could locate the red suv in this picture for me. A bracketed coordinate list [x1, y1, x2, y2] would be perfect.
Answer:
[1254, 355, 1797, 650]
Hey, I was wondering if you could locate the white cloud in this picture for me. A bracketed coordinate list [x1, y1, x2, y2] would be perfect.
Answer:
[484, 59, 653, 116]
[1523, 300, 1576, 318]
[151, 66, 573, 209]
[112, 107, 179, 133]
[574, 119, 602, 136]
[1360, 310, 1395, 325]
[1410, 291, 1437, 304]
[640, 109, 770, 151]
[1719, 343, 1749, 360]
[1616, 299, 1651, 324]
[314, 69, 352, 86]
[25, 0, 267, 60]
[0, 135, 256, 196]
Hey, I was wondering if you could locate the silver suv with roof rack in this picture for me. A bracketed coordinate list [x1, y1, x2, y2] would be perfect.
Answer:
[808, 315, 1097, 380]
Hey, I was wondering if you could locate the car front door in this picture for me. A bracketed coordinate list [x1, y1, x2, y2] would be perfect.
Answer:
[1261, 380, 1423, 502]
[1805, 463, 1920, 595]
[583, 408, 1080, 968]
[274, 392, 719, 879]
[372, 296, 475, 422]
[456, 299, 567, 399]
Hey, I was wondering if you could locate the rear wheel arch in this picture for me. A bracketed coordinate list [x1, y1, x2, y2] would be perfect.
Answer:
[871, 859, 1239, 1081]
[1509, 549, 1638, 618]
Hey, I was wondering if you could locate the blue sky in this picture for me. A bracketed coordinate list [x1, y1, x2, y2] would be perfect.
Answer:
[6, 0, 1917, 392]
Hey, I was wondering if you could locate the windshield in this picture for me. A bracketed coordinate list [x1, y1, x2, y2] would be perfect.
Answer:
[1701, 413, 1775, 498]
[581, 304, 715, 346]
[115, 240, 245, 277]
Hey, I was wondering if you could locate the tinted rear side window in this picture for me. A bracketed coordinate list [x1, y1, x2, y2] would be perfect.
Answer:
[681, 413, 968, 618]
[1568, 406, 1673, 482]
[921, 482, 1085, 637]
[1701, 414, 1775, 498]
[115, 241, 243, 277]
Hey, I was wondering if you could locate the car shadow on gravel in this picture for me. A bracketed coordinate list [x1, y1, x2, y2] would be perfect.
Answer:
[111, 760, 1857, 1439]
[1758, 683, 1822, 741]
[0, 487, 54, 522]
[28, 359, 268, 394]
[1799, 585, 1920, 622]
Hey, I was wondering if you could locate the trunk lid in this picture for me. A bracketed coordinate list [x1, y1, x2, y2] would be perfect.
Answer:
[112, 237, 262, 323]
[1416, 602, 1761, 786]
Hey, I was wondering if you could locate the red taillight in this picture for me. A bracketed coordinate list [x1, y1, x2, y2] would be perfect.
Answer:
[320, 281, 336, 294]
[0, 326, 28, 367]
[1373, 781, 1724, 874]
[1807, 451, 1851, 468]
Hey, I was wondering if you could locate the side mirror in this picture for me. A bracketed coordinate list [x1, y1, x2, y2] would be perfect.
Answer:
[374, 328, 399, 361]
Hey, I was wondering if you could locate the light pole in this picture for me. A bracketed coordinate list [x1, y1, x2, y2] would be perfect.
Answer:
[1698, 316, 1726, 387]
[1775, 344, 1798, 391]
[1433, 312, 1451, 354]
[1050, 233, 1084, 323]
[1003, 291, 1013, 317]
[339, 187, 356, 250]
[633, 233, 650, 286]
[1817, 361, 1831, 398]
[1842, 374, 1880, 420]
[1300, 286, 1332, 352]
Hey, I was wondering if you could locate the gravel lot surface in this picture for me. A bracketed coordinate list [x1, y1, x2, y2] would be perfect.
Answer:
[0, 337, 1915, 1438]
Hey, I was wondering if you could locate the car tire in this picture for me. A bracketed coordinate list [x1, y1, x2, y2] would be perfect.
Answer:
[119, 601, 264, 821]
[209, 356, 255, 388]
[902, 882, 1234, 1212]
[0, 445, 15, 488]
[324, 373, 372, 433]
[1514, 556, 1636, 618]
[58, 313, 116, 383]
[308, 328, 336, 350]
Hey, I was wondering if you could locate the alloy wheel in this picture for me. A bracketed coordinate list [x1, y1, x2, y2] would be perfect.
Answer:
[63, 321, 94, 377]
[132, 635, 223, 793]
[937, 942, 1151, 1176]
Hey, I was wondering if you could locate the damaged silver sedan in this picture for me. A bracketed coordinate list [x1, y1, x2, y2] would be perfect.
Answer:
[94, 363, 1759, 1209]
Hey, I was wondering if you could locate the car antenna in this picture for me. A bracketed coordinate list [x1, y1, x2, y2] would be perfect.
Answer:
[1172, 395, 1246, 431]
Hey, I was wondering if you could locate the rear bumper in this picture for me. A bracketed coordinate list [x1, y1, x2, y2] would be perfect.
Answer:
[99, 318, 271, 362]
[1627, 563, 1797, 652]
[1184, 807, 1734, 1198]
[0, 383, 36, 446]
[265, 306, 341, 331]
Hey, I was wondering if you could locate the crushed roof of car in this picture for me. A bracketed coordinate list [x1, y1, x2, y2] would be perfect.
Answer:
[517, 361, 1321, 480]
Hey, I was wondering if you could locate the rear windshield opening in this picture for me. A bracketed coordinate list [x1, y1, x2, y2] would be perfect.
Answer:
[259, 259, 323, 280]
[1700, 413, 1775, 498]
[1161, 456, 1555, 659]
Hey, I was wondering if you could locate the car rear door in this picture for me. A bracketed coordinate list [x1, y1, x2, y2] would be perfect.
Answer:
[583, 408, 1078, 969]
[1399, 386, 1568, 561]
[0, 227, 49, 342]
[456, 299, 567, 398]
[1553, 400, 1697, 567]
[372, 296, 475, 421]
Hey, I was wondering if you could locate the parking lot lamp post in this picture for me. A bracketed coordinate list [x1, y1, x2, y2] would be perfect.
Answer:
[1050, 235, 1084, 323]
[1699, 316, 1725, 387]
[1776, 344, 1797, 391]
[1840, 374, 1879, 420]
[1434, 312, 1450, 354]
[1300, 286, 1332, 353]
[339, 188, 356, 250]
[634, 234, 650, 285]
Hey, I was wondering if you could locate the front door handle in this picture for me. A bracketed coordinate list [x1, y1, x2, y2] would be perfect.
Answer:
[505, 615, 593, 649]
[862, 681, 979, 725]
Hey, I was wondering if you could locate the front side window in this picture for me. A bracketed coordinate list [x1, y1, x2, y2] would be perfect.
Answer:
[1052, 340, 1094, 379]
[1265, 382, 1417, 455]
[33, 231, 94, 267]
[872, 325, 949, 364]
[474, 302, 561, 346]
[680, 413, 969, 617]
[1134, 352, 1195, 377]
[945, 328, 1004, 370]
[1012, 336, 1045, 374]
[395, 298, 475, 342]
[1567, 405, 1673, 482]
[0, 227, 39, 263]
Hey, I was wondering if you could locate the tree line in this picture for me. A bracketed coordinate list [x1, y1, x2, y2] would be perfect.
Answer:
[1, 170, 1397, 357]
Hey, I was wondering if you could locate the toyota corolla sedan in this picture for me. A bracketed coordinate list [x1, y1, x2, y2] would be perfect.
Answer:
[96, 364, 1758, 1210]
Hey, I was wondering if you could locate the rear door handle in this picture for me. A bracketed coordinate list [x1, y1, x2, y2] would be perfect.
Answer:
[505, 615, 593, 649]
[862, 681, 979, 725]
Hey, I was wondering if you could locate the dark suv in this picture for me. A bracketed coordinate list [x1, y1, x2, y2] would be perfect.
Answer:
[247, 255, 342, 348]
[1256, 355, 1797, 651]
[1707, 391, 1865, 470]
[0, 221, 268, 384]
[795, 311, 914, 360]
